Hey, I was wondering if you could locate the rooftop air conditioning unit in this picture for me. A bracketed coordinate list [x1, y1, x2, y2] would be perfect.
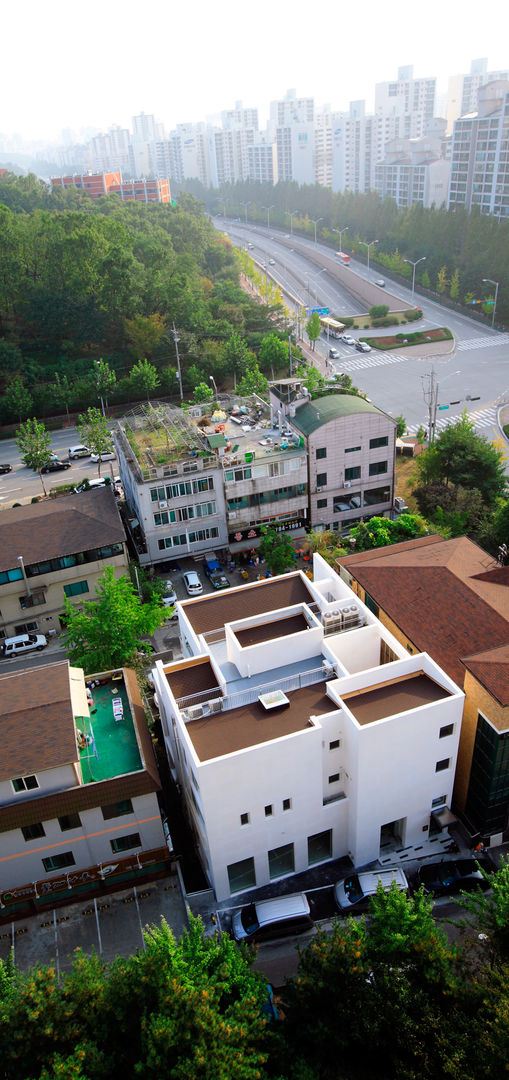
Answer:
[159, 500, 168, 508]
[188, 705, 204, 719]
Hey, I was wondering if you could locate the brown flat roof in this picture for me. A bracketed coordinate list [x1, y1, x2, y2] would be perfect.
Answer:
[165, 658, 220, 703]
[182, 573, 314, 636]
[341, 672, 451, 726]
[235, 612, 310, 648]
[187, 681, 332, 761]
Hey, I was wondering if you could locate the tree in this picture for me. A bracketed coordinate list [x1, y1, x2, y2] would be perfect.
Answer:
[129, 358, 161, 402]
[296, 363, 326, 394]
[458, 854, 509, 965]
[237, 362, 268, 396]
[124, 313, 165, 360]
[94, 358, 117, 414]
[193, 381, 214, 404]
[369, 304, 389, 319]
[421, 268, 431, 289]
[436, 265, 449, 294]
[258, 526, 296, 574]
[62, 566, 166, 671]
[450, 268, 460, 299]
[306, 311, 321, 351]
[77, 407, 112, 475]
[258, 333, 288, 373]
[394, 415, 406, 438]
[15, 416, 52, 494]
[221, 332, 249, 388]
[414, 413, 507, 509]
[4, 376, 33, 424]
[52, 372, 73, 424]
[349, 513, 429, 552]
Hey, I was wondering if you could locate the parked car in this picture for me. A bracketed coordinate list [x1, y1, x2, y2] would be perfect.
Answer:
[0, 464, 12, 474]
[68, 445, 91, 459]
[232, 892, 312, 943]
[162, 582, 177, 606]
[183, 570, 203, 596]
[338, 334, 356, 346]
[90, 450, 116, 462]
[2, 633, 48, 658]
[355, 341, 372, 353]
[334, 868, 408, 913]
[41, 459, 72, 473]
[418, 857, 493, 896]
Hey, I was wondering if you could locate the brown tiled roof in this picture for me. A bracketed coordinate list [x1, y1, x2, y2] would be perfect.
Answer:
[123, 668, 161, 784]
[462, 644, 509, 706]
[0, 773, 160, 833]
[341, 672, 451, 726]
[187, 681, 331, 761]
[0, 661, 77, 779]
[338, 536, 509, 689]
[182, 573, 314, 636]
[235, 612, 310, 647]
[165, 658, 220, 702]
[0, 488, 125, 572]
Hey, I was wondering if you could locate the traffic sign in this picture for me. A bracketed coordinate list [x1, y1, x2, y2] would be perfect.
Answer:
[438, 405, 449, 411]
[311, 307, 330, 315]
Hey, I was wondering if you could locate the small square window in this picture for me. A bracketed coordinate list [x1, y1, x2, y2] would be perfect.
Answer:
[432, 795, 447, 808]
[264, 804, 273, 817]
[316, 473, 327, 487]
[329, 739, 340, 750]
[317, 498, 327, 509]
[59, 813, 82, 832]
[316, 447, 327, 459]
[12, 774, 39, 793]
[282, 798, 292, 811]
[439, 724, 454, 739]
[328, 773, 340, 784]
[240, 812, 250, 826]
[22, 822, 45, 842]
[101, 799, 133, 820]
[435, 758, 450, 773]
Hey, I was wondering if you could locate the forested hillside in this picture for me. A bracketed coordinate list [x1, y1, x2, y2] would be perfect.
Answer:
[0, 174, 283, 423]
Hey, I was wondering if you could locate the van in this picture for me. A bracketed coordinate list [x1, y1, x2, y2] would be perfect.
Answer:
[68, 445, 91, 459]
[2, 633, 48, 658]
[232, 892, 312, 943]
[334, 868, 408, 913]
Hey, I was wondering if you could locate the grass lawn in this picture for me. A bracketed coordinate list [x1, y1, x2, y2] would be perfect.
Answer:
[365, 327, 453, 350]
[395, 455, 420, 512]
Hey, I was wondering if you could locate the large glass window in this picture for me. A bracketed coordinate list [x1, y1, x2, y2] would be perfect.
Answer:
[364, 486, 390, 507]
[64, 581, 89, 598]
[42, 851, 75, 872]
[227, 856, 256, 893]
[268, 843, 295, 880]
[370, 436, 389, 449]
[101, 799, 133, 820]
[345, 466, 361, 481]
[111, 832, 141, 853]
[369, 461, 387, 477]
[308, 830, 332, 865]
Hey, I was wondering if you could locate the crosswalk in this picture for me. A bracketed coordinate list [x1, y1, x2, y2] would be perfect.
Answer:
[338, 351, 411, 373]
[407, 405, 499, 436]
[456, 335, 509, 352]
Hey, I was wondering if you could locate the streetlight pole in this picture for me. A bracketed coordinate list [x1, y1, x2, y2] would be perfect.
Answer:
[483, 278, 499, 328]
[332, 225, 349, 252]
[262, 204, 274, 231]
[306, 268, 327, 307]
[404, 256, 426, 304]
[240, 201, 250, 225]
[94, 360, 105, 417]
[359, 239, 378, 274]
[209, 375, 218, 400]
[311, 217, 323, 245]
[172, 323, 183, 401]
[287, 209, 299, 235]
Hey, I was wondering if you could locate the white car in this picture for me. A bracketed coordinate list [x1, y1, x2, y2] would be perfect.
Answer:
[90, 450, 116, 462]
[355, 341, 372, 353]
[375, 278, 386, 287]
[338, 334, 356, 346]
[183, 571, 203, 596]
[162, 582, 177, 606]
[269, 259, 276, 265]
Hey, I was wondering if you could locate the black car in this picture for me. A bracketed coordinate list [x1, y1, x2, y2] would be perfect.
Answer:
[41, 459, 72, 473]
[0, 464, 12, 474]
[418, 856, 493, 896]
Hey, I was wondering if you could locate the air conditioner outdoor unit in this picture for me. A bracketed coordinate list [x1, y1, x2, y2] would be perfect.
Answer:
[188, 705, 204, 719]
[159, 500, 168, 508]
[317, 487, 323, 493]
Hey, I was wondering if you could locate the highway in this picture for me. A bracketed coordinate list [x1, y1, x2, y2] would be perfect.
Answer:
[218, 219, 509, 444]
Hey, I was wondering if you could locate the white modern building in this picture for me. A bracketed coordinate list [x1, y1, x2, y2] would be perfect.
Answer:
[153, 554, 464, 900]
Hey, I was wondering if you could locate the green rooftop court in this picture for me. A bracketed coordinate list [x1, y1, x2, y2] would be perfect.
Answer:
[77, 675, 142, 783]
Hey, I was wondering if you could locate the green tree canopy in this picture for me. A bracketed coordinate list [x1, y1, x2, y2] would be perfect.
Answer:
[258, 526, 296, 574]
[237, 361, 268, 396]
[305, 311, 321, 351]
[258, 333, 289, 372]
[414, 413, 507, 508]
[4, 377, 33, 424]
[15, 416, 52, 494]
[77, 406, 113, 475]
[61, 566, 166, 671]
[128, 358, 161, 402]
[349, 513, 429, 551]
[193, 381, 214, 404]
[94, 358, 117, 412]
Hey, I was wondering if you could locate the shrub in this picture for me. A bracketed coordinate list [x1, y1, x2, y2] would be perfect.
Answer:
[372, 316, 399, 327]
[369, 305, 389, 319]
[341, 316, 354, 327]
[364, 324, 370, 329]
[404, 309, 423, 321]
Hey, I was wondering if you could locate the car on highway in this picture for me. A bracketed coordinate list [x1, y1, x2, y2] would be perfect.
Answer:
[375, 278, 386, 287]
[418, 856, 493, 896]
[183, 570, 203, 596]
[355, 341, 372, 353]
[90, 450, 116, 462]
[269, 258, 276, 265]
[338, 334, 356, 346]
[41, 459, 72, 473]
[0, 464, 13, 474]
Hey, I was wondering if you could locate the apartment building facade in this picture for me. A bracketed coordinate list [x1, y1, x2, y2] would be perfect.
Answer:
[0, 661, 166, 916]
[0, 489, 128, 643]
[153, 555, 463, 900]
[374, 130, 450, 209]
[448, 80, 509, 218]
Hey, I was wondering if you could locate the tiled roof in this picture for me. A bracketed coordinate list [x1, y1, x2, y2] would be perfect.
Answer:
[182, 573, 314, 636]
[0, 661, 77, 779]
[291, 394, 385, 436]
[0, 488, 125, 572]
[462, 644, 509, 706]
[338, 536, 509, 690]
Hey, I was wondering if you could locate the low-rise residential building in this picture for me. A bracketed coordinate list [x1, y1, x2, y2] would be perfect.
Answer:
[338, 535, 509, 843]
[0, 660, 167, 917]
[153, 555, 464, 900]
[0, 488, 128, 643]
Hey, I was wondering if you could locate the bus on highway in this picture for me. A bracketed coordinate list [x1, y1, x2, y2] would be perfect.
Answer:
[319, 316, 345, 339]
[335, 251, 351, 265]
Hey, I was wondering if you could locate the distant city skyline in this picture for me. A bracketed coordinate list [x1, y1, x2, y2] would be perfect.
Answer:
[3, 0, 508, 147]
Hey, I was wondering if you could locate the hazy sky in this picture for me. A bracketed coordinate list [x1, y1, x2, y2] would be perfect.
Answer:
[4, 0, 509, 144]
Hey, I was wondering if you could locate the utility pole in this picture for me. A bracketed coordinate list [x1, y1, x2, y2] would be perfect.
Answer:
[172, 323, 183, 401]
[422, 368, 439, 444]
[288, 333, 293, 377]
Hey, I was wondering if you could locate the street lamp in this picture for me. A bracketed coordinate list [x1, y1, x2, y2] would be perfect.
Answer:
[94, 359, 105, 417]
[482, 278, 499, 328]
[332, 225, 349, 253]
[172, 323, 183, 401]
[262, 204, 275, 230]
[209, 375, 218, 400]
[359, 239, 378, 274]
[240, 201, 250, 224]
[306, 268, 327, 306]
[287, 209, 300, 235]
[404, 256, 426, 304]
[311, 217, 323, 245]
